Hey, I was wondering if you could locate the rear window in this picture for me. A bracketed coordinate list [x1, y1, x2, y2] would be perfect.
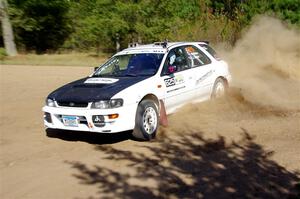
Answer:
[199, 44, 221, 61]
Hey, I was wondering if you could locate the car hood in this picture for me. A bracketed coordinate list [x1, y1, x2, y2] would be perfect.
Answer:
[48, 76, 150, 103]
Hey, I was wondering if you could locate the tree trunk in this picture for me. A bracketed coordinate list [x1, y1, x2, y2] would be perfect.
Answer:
[115, 33, 120, 52]
[0, 0, 17, 56]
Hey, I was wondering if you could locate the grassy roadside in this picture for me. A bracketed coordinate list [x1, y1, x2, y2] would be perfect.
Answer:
[0, 53, 109, 67]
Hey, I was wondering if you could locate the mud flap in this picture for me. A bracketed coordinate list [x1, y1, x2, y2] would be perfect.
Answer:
[159, 100, 168, 127]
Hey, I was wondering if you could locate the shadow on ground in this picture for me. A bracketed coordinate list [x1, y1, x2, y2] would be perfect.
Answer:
[46, 128, 132, 144]
[66, 129, 300, 199]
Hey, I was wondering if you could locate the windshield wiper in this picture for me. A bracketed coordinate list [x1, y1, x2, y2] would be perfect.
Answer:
[115, 73, 138, 77]
[93, 73, 138, 78]
[137, 73, 153, 76]
[124, 73, 138, 77]
[92, 74, 113, 77]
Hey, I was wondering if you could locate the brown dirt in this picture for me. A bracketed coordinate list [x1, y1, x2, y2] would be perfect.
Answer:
[0, 64, 299, 198]
[0, 16, 300, 199]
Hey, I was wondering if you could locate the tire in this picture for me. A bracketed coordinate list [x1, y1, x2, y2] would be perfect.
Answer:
[132, 100, 159, 141]
[211, 78, 227, 99]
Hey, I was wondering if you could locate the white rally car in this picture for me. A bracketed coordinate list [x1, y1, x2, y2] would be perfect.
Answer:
[43, 42, 231, 140]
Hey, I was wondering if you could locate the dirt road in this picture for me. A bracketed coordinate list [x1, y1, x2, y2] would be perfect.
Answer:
[0, 64, 299, 199]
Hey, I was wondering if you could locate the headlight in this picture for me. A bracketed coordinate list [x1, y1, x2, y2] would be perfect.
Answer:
[91, 99, 123, 109]
[46, 98, 56, 107]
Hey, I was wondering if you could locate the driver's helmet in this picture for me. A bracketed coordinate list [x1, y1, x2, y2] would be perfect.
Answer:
[169, 52, 176, 65]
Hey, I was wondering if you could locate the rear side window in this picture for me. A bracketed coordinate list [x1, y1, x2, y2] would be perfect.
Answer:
[199, 44, 221, 61]
[184, 45, 211, 67]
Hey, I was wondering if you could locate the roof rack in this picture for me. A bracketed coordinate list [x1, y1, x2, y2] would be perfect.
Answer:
[153, 40, 168, 48]
[128, 42, 140, 48]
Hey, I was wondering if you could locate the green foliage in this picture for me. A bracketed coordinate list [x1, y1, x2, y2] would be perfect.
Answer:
[0, 48, 8, 61]
[2, 0, 299, 54]
[65, 0, 201, 52]
[271, 0, 300, 24]
[208, 0, 242, 20]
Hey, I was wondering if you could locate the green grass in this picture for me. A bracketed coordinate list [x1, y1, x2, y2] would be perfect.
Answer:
[1, 53, 109, 67]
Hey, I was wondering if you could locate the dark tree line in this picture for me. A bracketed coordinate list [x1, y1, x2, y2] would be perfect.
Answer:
[1, 0, 299, 54]
[6, 0, 71, 53]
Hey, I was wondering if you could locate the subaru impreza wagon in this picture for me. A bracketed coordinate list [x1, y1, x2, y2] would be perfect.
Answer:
[43, 41, 231, 140]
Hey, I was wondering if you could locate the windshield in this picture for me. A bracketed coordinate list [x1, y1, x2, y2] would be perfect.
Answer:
[93, 53, 164, 77]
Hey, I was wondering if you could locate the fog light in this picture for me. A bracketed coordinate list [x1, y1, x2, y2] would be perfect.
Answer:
[108, 114, 119, 119]
[92, 115, 105, 127]
[44, 112, 52, 123]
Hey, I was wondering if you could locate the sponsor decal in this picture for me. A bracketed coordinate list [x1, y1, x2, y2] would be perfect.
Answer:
[174, 75, 185, 84]
[164, 75, 185, 87]
[196, 70, 213, 84]
[167, 86, 186, 93]
[84, 78, 119, 84]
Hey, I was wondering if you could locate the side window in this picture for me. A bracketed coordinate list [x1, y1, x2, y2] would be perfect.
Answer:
[199, 44, 221, 61]
[162, 47, 191, 75]
[184, 45, 211, 67]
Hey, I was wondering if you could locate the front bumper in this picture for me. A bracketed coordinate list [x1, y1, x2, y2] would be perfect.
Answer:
[42, 103, 137, 133]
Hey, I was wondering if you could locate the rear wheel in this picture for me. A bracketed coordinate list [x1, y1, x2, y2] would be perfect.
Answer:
[211, 78, 227, 98]
[132, 100, 159, 141]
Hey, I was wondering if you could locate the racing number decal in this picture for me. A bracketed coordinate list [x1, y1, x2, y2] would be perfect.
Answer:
[164, 77, 176, 87]
[164, 75, 185, 87]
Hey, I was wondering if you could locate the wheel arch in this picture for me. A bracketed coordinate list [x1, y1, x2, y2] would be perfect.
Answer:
[139, 94, 160, 110]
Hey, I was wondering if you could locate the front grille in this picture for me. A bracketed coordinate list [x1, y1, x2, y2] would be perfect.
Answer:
[57, 101, 88, 108]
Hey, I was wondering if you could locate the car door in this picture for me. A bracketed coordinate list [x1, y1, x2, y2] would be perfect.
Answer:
[184, 45, 216, 101]
[160, 46, 195, 113]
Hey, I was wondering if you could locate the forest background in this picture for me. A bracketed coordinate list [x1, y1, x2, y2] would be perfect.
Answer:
[0, 0, 299, 60]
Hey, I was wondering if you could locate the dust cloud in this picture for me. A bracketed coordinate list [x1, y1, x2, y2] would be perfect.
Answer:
[162, 16, 300, 142]
[224, 16, 300, 110]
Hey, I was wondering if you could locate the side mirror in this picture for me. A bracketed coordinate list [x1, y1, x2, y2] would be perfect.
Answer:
[167, 65, 177, 74]
[94, 67, 99, 72]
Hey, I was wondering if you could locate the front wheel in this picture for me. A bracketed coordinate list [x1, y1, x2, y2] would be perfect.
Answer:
[132, 100, 159, 141]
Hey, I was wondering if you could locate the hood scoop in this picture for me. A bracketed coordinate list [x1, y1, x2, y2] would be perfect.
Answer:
[73, 84, 106, 88]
